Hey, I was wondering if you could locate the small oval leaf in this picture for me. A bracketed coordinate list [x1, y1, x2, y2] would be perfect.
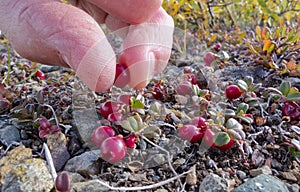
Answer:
[214, 132, 231, 146]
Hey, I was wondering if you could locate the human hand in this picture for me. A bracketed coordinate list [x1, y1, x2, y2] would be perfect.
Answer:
[0, 0, 174, 91]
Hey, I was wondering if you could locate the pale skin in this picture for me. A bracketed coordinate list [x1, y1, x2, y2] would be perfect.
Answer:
[0, 0, 174, 91]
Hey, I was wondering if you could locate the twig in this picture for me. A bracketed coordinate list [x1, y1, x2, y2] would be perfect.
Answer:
[42, 104, 59, 126]
[95, 170, 192, 191]
[43, 143, 57, 181]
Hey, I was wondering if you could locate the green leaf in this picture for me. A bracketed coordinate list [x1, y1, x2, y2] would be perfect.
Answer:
[237, 103, 249, 114]
[120, 120, 134, 132]
[130, 97, 144, 109]
[286, 93, 300, 102]
[237, 80, 248, 92]
[143, 126, 161, 139]
[244, 76, 254, 87]
[236, 115, 253, 124]
[226, 118, 243, 130]
[214, 132, 231, 146]
[279, 81, 291, 96]
[224, 109, 236, 117]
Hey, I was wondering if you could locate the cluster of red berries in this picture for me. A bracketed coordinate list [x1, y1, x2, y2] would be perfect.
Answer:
[178, 116, 235, 150]
[38, 118, 60, 138]
[92, 99, 138, 163]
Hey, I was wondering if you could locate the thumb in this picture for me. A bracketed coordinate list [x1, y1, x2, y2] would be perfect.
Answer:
[0, 1, 116, 92]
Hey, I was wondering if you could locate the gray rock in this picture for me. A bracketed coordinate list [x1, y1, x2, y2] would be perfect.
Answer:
[249, 165, 272, 177]
[72, 109, 99, 148]
[64, 150, 100, 177]
[232, 174, 289, 192]
[199, 173, 229, 192]
[0, 125, 20, 145]
[71, 180, 111, 192]
[0, 146, 54, 192]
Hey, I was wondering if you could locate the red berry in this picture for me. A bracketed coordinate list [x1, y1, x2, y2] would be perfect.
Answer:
[178, 125, 204, 143]
[114, 64, 129, 88]
[100, 101, 120, 119]
[100, 135, 127, 163]
[282, 101, 300, 120]
[176, 81, 193, 95]
[152, 82, 165, 100]
[91, 126, 116, 147]
[213, 43, 222, 52]
[189, 116, 207, 129]
[202, 129, 216, 147]
[217, 139, 234, 150]
[117, 94, 132, 105]
[107, 112, 123, 123]
[36, 71, 46, 80]
[39, 118, 50, 129]
[225, 85, 242, 100]
[203, 52, 215, 66]
[124, 134, 138, 148]
[55, 172, 70, 192]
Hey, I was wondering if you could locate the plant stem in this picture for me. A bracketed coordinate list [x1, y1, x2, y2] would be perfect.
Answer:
[95, 170, 191, 191]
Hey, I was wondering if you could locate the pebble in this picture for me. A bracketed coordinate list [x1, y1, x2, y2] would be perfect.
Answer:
[46, 132, 70, 171]
[199, 173, 229, 192]
[71, 180, 111, 192]
[0, 146, 54, 192]
[232, 174, 289, 192]
[236, 170, 247, 180]
[281, 172, 298, 182]
[0, 125, 20, 145]
[64, 150, 100, 177]
[271, 159, 283, 169]
[249, 165, 272, 177]
[40, 65, 61, 73]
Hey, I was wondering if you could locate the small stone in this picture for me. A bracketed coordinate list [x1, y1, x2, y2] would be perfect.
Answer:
[186, 165, 197, 186]
[271, 159, 282, 169]
[199, 173, 229, 192]
[236, 170, 247, 180]
[0, 125, 20, 145]
[65, 172, 86, 183]
[40, 65, 61, 73]
[291, 169, 300, 183]
[250, 165, 272, 177]
[286, 183, 300, 192]
[232, 174, 289, 192]
[281, 172, 297, 182]
[47, 132, 70, 171]
[64, 150, 100, 177]
[71, 180, 111, 192]
[128, 173, 147, 182]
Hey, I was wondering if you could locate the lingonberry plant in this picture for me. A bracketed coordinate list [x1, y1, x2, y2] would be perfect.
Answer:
[100, 135, 127, 163]
[177, 124, 204, 143]
[91, 126, 116, 148]
[55, 172, 70, 192]
[225, 85, 242, 100]
[37, 117, 61, 138]
[99, 101, 120, 119]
